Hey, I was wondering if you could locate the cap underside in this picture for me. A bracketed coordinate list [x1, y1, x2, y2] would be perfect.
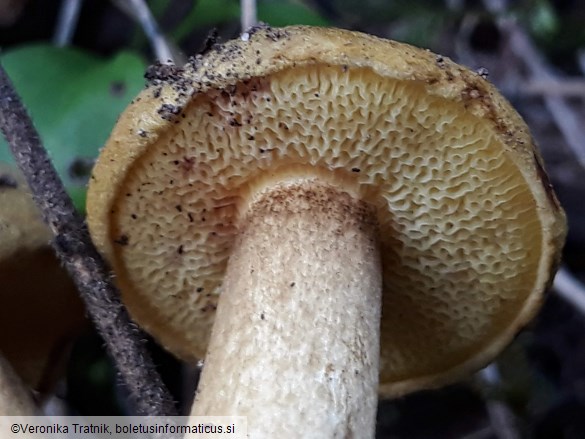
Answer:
[104, 63, 547, 396]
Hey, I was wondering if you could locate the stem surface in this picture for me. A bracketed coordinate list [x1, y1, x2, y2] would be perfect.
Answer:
[191, 180, 382, 438]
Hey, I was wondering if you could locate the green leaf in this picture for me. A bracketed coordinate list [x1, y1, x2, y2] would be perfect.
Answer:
[388, 12, 446, 49]
[258, 1, 329, 27]
[170, 0, 328, 42]
[529, 0, 559, 39]
[0, 45, 146, 210]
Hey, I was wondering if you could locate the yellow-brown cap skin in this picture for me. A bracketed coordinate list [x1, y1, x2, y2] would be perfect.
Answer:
[87, 25, 566, 397]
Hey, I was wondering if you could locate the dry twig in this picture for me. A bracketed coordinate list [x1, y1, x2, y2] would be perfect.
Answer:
[477, 364, 521, 439]
[241, 0, 258, 31]
[54, 0, 83, 47]
[554, 267, 585, 317]
[499, 19, 585, 169]
[113, 0, 177, 63]
[519, 79, 585, 97]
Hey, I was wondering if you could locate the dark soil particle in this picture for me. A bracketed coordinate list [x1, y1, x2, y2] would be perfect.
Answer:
[198, 28, 220, 56]
[158, 103, 183, 121]
[246, 22, 270, 37]
[0, 174, 18, 188]
[145, 62, 184, 86]
[114, 235, 129, 246]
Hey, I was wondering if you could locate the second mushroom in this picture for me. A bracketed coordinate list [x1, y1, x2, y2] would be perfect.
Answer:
[87, 26, 566, 438]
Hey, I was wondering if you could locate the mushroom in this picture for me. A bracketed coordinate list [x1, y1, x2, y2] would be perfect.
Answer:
[86, 26, 566, 437]
[0, 353, 38, 415]
[0, 163, 87, 391]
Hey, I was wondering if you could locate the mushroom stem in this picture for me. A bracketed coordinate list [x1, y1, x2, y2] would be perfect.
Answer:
[0, 354, 38, 415]
[191, 180, 382, 437]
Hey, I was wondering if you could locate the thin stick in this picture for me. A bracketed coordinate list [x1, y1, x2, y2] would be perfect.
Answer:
[501, 20, 585, 169]
[479, 1, 585, 168]
[0, 64, 177, 416]
[519, 79, 585, 97]
[554, 267, 585, 316]
[477, 364, 521, 439]
[54, 0, 83, 47]
[113, 0, 175, 63]
[241, 0, 257, 31]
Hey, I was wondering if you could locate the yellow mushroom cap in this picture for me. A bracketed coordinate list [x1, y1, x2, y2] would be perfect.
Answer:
[86, 25, 566, 397]
[0, 164, 87, 390]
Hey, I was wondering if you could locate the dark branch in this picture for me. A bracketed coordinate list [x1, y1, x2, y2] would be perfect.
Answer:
[0, 63, 177, 416]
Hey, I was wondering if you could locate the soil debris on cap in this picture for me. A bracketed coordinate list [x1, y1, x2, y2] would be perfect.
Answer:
[145, 62, 184, 86]
[199, 28, 221, 56]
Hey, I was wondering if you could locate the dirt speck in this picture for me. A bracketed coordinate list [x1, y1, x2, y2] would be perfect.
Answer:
[158, 103, 183, 121]
[0, 174, 18, 189]
[145, 62, 183, 86]
[199, 28, 220, 55]
[110, 81, 126, 97]
[114, 234, 129, 246]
